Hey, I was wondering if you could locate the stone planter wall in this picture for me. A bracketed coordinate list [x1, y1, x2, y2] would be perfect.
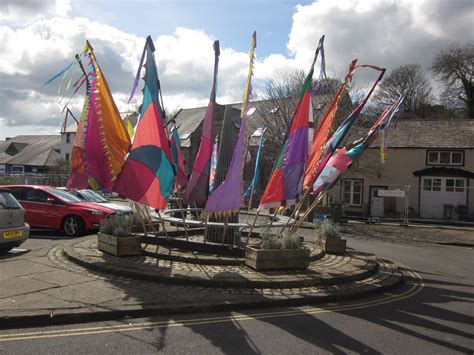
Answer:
[98, 232, 141, 256]
[245, 246, 310, 271]
[316, 235, 347, 254]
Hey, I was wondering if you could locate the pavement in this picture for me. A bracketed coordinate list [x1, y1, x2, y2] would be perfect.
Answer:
[1, 221, 471, 330]
[301, 220, 474, 246]
[0, 232, 403, 329]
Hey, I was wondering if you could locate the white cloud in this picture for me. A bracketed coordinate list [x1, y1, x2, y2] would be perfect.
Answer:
[0, 0, 71, 24]
[287, 0, 474, 82]
[0, 0, 472, 140]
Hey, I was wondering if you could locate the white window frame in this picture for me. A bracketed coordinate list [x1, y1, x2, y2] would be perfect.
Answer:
[426, 150, 463, 166]
[342, 179, 363, 206]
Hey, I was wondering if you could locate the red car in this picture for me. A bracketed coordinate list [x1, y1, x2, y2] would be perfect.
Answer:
[1, 185, 115, 237]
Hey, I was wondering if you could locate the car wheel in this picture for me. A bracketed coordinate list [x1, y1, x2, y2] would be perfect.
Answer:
[62, 215, 85, 237]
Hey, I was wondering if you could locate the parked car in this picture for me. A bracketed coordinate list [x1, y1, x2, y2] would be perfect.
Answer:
[60, 188, 133, 215]
[1, 185, 116, 237]
[0, 188, 30, 253]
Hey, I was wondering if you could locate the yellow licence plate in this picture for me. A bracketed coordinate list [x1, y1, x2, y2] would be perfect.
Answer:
[3, 230, 22, 239]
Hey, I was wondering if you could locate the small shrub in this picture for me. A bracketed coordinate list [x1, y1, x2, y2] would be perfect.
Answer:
[315, 219, 340, 238]
[100, 215, 132, 237]
[280, 232, 302, 249]
[260, 233, 282, 249]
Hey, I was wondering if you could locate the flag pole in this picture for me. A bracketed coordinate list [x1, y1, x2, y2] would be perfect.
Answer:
[221, 213, 229, 245]
[280, 189, 310, 233]
[291, 192, 326, 232]
[245, 209, 260, 246]
[177, 197, 189, 241]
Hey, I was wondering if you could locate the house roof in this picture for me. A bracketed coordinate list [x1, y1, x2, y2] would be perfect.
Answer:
[0, 135, 61, 167]
[348, 119, 474, 149]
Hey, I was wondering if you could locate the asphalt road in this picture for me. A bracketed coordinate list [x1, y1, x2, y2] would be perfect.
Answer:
[1, 231, 472, 354]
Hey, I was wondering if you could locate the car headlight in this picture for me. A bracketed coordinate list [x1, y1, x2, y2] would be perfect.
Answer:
[85, 209, 105, 215]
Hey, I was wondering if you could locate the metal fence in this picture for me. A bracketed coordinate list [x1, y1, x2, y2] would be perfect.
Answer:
[0, 174, 69, 187]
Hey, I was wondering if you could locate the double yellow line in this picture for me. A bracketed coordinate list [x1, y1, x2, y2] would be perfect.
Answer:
[0, 265, 423, 343]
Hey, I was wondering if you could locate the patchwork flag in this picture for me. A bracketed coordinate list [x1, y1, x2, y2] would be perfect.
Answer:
[184, 40, 220, 205]
[113, 36, 174, 210]
[259, 35, 325, 209]
[307, 64, 386, 190]
[74, 42, 131, 191]
[312, 94, 405, 194]
[46, 42, 131, 191]
[303, 59, 357, 190]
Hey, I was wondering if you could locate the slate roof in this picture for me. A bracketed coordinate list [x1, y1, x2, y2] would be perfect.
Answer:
[347, 119, 474, 149]
[0, 135, 61, 166]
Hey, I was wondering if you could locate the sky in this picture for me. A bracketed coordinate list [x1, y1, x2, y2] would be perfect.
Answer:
[0, 0, 473, 140]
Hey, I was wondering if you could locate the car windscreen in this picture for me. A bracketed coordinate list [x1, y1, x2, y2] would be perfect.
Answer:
[0, 192, 22, 209]
[47, 188, 83, 203]
[79, 189, 109, 203]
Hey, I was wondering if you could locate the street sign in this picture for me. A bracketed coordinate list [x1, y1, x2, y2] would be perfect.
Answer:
[378, 189, 405, 198]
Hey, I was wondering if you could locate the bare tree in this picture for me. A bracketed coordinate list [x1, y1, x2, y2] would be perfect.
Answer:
[432, 42, 474, 118]
[373, 64, 433, 117]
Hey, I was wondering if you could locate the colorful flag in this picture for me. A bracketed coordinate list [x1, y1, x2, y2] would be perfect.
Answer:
[312, 94, 405, 194]
[204, 32, 256, 216]
[244, 126, 267, 200]
[303, 59, 357, 190]
[307, 65, 386, 190]
[113, 36, 174, 210]
[46, 42, 131, 191]
[259, 35, 325, 210]
[184, 40, 220, 205]
[208, 135, 219, 193]
[76, 42, 131, 191]
[170, 123, 188, 189]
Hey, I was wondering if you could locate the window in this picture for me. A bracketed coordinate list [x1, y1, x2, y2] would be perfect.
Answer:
[426, 150, 464, 166]
[343, 179, 363, 205]
[24, 188, 49, 203]
[423, 177, 465, 193]
[66, 133, 71, 144]
[65, 153, 70, 161]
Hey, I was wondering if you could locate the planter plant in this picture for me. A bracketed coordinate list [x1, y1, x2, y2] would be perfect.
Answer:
[98, 215, 141, 256]
[314, 219, 346, 254]
[245, 232, 310, 271]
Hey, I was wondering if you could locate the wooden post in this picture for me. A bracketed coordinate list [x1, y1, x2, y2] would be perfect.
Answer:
[291, 192, 326, 232]
[245, 209, 260, 246]
[143, 206, 158, 236]
[133, 203, 149, 236]
[203, 213, 209, 244]
[176, 198, 189, 241]
[156, 210, 168, 238]
[280, 189, 309, 233]
[221, 213, 229, 245]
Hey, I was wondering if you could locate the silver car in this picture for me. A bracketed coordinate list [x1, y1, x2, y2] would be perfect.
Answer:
[0, 188, 30, 253]
[63, 189, 133, 215]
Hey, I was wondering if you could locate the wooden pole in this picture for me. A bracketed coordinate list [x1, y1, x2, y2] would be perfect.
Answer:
[281, 189, 309, 233]
[245, 209, 260, 246]
[176, 198, 189, 241]
[156, 210, 168, 238]
[203, 213, 209, 244]
[143, 206, 158, 236]
[291, 192, 326, 232]
[221, 213, 229, 245]
[246, 185, 255, 219]
[265, 208, 279, 234]
[133, 203, 149, 236]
